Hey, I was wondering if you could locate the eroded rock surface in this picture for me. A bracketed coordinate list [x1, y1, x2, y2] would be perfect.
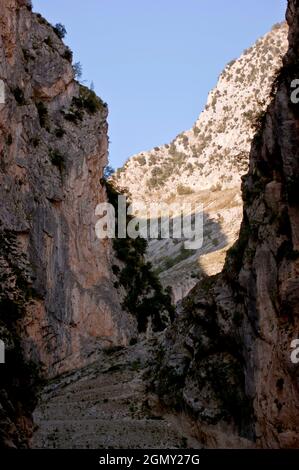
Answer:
[113, 23, 288, 302]
[0, 0, 135, 447]
[154, 0, 299, 448]
[32, 340, 200, 449]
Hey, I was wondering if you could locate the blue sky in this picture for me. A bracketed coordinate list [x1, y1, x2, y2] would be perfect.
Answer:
[33, 0, 286, 169]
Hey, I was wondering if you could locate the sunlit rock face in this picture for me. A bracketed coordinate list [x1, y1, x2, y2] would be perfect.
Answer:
[113, 23, 288, 302]
[0, 0, 136, 447]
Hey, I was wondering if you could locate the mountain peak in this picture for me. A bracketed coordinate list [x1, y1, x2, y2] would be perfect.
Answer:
[113, 23, 288, 202]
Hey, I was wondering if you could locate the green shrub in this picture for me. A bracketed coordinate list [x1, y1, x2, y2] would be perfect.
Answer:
[210, 183, 222, 192]
[177, 184, 194, 195]
[6, 134, 13, 146]
[75, 85, 107, 114]
[136, 155, 146, 166]
[181, 135, 189, 146]
[147, 176, 161, 189]
[30, 137, 40, 148]
[104, 165, 114, 179]
[169, 142, 177, 155]
[53, 23, 67, 39]
[44, 36, 53, 48]
[54, 127, 65, 138]
[185, 163, 194, 173]
[227, 58, 236, 69]
[73, 62, 82, 80]
[64, 109, 82, 124]
[163, 246, 193, 270]
[12, 87, 26, 105]
[151, 167, 160, 178]
[22, 48, 34, 62]
[193, 126, 200, 136]
[63, 86, 107, 124]
[36, 13, 48, 26]
[172, 151, 187, 166]
[36, 102, 48, 128]
[149, 154, 158, 165]
[49, 149, 65, 172]
[62, 48, 73, 62]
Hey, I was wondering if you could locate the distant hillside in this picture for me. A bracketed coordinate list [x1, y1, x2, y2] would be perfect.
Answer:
[113, 23, 288, 202]
[112, 23, 288, 302]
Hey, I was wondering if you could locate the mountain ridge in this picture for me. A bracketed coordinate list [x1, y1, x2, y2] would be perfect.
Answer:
[113, 22, 288, 201]
[112, 22, 288, 303]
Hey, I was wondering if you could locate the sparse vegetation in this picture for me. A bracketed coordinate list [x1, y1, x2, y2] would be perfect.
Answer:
[63, 85, 107, 123]
[162, 246, 193, 271]
[193, 126, 200, 136]
[36, 102, 48, 128]
[44, 36, 53, 48]
[54, 127, 65, 138]
[102, 180, 175, 333]
[49, 149, 65, 172]
[136, 155, 146, 166]
[62, 48, 73, 62]
[53, 23, 67, 39]
[12, 87, 26, 105]
[6, 134, 13, 146]
[104, 165, 115, 179]
[177, 184, 194, 195]
[73, 62, 83, 80]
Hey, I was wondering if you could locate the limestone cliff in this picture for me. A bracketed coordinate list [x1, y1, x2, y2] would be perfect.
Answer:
[154, 0, 299, 448]
[113, 24, 288, 303]
[114, 24, 287, 201]
[0, 0, 135, 447]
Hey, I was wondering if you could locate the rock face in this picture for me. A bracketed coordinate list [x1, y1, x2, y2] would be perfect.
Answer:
[146, 188, 243, 303]
[1, 0, 298, 451]
[113, 24, 288, 302]
[114, 23, 287, 201]
[32, 340, 199, 449]
[154, 0, 299, 448]
[0, 0, 135, 447]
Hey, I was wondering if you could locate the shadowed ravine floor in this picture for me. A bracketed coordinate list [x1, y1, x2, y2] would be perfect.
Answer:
[32, 340, 200, 449]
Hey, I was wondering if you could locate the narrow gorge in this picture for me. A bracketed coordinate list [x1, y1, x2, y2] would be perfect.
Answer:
[0, 0, 299, 452]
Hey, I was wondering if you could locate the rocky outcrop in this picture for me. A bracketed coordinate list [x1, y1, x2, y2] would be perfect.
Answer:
[146, 188, 243, 303]
[113, 24, 288, 303]
[154, 0, 299, 448]
[0, 0, 135, 447]
[32, 339, 198, 449]
[114, 24, 287, 201]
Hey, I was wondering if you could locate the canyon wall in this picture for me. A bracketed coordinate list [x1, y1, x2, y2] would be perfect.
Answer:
[154, 0, 299, 448]
[0, 0, 135, 447]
